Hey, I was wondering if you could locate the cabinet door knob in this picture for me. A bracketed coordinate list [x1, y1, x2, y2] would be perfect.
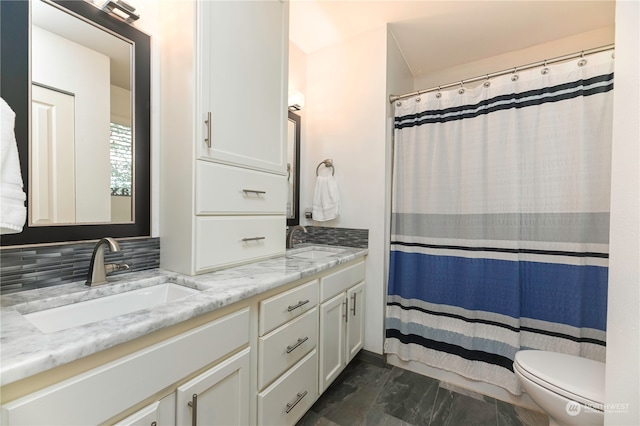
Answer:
[285, 390, 308, 413]
[187, 393, 198, 426]
[241, 236, 266, 242]
[204, 112, 212, 148]
[286, 336, 309, 354]
[287, 299, 310, 312]
[351, 292, 357, 316]
[242, 189, 266, 195]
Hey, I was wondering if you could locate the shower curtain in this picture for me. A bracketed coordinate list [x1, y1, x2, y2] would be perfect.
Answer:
[386, 51, 614, 394]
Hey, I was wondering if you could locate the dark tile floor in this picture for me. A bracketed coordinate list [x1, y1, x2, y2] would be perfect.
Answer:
[297, 359, 549, 426]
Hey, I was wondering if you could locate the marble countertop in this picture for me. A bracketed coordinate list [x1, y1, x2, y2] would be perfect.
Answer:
[0, 244, 367, 386]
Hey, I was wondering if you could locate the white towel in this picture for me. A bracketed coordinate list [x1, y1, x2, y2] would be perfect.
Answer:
[312, 175, 339, 222]
[1, 98, 27, 234]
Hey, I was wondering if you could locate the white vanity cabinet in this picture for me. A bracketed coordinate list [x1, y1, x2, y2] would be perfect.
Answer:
[0, 308, 251, 426]
[176, 348, 251, 426]
[158, 0, 289, 275]
[257, 280, 319, 425]
[319, 261, 366, 393]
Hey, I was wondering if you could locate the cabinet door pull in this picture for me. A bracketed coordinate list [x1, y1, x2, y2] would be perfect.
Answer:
[344, 299, 348, 323]
[242, 189, 266, 195]
[151, 423, 157, 426]
[351, 293, 357, 316]
[187, 393, 198, 426]
[287, 299, 310, 312]
[285, 390, 308, 413]
[242, 236, 266, 242]
[286, 336, 309, 354]
[204, 112, 212, 148]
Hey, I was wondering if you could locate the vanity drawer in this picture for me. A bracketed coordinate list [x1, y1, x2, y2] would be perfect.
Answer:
[259, 279, 318, 335]
[195, 216, 285, 272]
[258, 349, 318, 426]
[258, 307, 318, 389]
[196, 161, 287, 215]
[320, 260, 365, 302]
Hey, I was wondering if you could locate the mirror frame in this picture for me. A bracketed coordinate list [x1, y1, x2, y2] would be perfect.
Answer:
[287, 111, 301, 227]
[0, 0, 150, 246]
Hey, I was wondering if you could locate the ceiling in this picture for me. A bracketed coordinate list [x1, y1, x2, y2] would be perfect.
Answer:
[289, 0, 616, 77]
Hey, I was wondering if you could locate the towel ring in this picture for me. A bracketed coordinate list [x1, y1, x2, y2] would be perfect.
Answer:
[316, 159, 335, 176]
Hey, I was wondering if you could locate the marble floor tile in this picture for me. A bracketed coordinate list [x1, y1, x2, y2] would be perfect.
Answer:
[496, 400, 548, 426]
[429, 387, 498, 426]
[371, 366, 440, 425]
[297, 360, 547, 426]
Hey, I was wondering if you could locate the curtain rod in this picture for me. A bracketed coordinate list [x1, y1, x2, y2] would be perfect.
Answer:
[389, 44, 615, 104]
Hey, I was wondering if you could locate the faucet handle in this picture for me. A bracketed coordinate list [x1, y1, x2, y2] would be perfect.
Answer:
[105, 263, 130, 274]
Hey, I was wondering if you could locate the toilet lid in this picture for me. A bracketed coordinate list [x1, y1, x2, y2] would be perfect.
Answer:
[514, 350, 605, 407]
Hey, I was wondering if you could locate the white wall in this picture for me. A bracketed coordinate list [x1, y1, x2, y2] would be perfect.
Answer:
[304, 27, 389, 354]
[413, 26, 614, 91]
[131, 1, 161, 237]
[604, 1, 640, 424]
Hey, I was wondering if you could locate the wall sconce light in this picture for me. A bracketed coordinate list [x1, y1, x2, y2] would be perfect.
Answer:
[288, 91, 305, 111]
[99, 0, 139, 24]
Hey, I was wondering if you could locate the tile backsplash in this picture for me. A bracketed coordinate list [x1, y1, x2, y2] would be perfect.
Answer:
[293, 226, 369, 248]
[0, 237, 160, 294]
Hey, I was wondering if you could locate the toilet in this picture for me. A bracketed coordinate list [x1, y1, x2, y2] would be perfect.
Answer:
[513, 350, 605, 426]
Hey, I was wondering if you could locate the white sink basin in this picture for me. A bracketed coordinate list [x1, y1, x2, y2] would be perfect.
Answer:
[289, 249, 337, 260]
[24, 283, 200, 333]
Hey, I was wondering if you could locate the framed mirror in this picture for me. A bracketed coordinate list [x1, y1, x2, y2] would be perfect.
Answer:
[0, 0, 150, 246]
[287, 111, 300, 227]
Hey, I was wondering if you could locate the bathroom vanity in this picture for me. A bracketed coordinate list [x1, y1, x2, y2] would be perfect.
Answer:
[0, 245, 367, 425]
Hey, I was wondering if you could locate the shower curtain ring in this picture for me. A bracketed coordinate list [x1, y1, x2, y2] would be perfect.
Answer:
[578, 51, 587, 67]
[483, 75, 491, 88]
[458, 81, 465, 95]
[541, 60, 550, 75]
[435, 86, 442, 99]
[511, 68, 519, 81]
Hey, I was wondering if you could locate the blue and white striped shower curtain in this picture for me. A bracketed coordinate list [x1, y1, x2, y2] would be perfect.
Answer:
[386, 51, 614, 394]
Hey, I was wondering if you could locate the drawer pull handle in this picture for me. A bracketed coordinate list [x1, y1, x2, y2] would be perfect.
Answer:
[287, 299, 310, 312]
[351, 292, 357, 316]
[242, 236, 266, 242]
[204, 112, 212, 148]
[285, 390, 308, 413]
[286, 336, 309, 354]
[151, 423, 157, 426]
[187, 393, 198, 426]
[242, 189, 266, 195]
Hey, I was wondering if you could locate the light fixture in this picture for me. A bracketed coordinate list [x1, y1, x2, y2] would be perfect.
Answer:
[288, 90, 305, 111]
[100, 0, 139, 24]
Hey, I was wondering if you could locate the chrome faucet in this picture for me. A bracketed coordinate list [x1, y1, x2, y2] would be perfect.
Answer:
[286, 225, 307, 249]
[86, 237, 130, 286]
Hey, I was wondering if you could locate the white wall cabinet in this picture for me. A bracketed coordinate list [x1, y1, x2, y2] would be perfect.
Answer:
[319, 261, 366, 393]
[159, 1, 289, 275]
[198, 1, 288, 174]
[176, 348, 251, 426]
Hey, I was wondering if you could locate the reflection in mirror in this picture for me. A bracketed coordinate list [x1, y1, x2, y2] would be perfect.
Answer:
[0, 0, 150, 246]
[31, 0, 133, 225]
[287, 111, 301, 226]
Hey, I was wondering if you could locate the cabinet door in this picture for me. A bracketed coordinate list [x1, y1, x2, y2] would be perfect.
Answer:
[114, 401, 159, 426]
[198, 0, 288, 174]
[319, 293, 346, 393]
[176, 348, 251, 426]
[346, 281, 365, 364]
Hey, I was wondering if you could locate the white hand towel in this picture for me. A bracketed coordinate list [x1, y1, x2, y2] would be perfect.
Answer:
[1, 98, 27, 234]
[312, 175, 339, 222]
